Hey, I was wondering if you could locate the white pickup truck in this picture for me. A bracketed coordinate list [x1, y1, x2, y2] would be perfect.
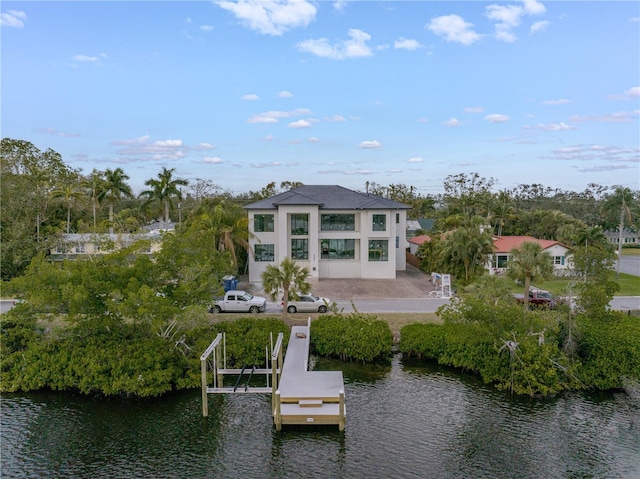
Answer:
[208, 290, 267, 314]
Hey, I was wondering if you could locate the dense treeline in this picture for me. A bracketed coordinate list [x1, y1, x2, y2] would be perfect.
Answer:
[2, 138, 638, 280]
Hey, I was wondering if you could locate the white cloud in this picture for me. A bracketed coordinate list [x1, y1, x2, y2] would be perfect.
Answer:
[200, 25, 214, 32]
[406, 157, 424, 163]
[542, 98, 571, 105]
[427, 15, 482, 46]
[344, 169, 374, 175]
[325, 115, 346, 122]
[1, 10, 26, 28]
[333, 1, 347, 12]
[288, 119, 312, 128]
[308, 137, 319, 143]
[195, 142, 216, 150]
[112, 135, 151, 145]
[607, 86, 640, 100]
[569, 111, 636, 123]
[278, 90, 293, 98]
[486, 0, 547, 43]
[72, 54, 101, 62]
[525, 122, 576, 131]
[37, 128, 80, 138]
[203, 156, 223, 164]
[247, 108, 312, 124]
[359, 140, 382, 149]
[297, 28, 373, 59]
[485, 114, 510, 123]
[216, 0, 316, 36]
[530, 20, 550, 34]
[523, 0, 546, 15]
[250, 161, 282, 168]
[394, 37, 421, 51]
[242, 94, 260, 100]
[112, 136, 186, 160]
[444, 117, 461, 127]
[464, 106, 484, 113]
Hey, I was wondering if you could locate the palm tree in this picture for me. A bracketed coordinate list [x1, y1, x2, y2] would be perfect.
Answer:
[261, 257, 310, 314]
[82, 169, 105, 232]
[438, 216, 494, 285]
[603, 186, 637, 276]
[507, 241, 554, 307]
[490, 190, 515, 236]
[138, 167, 188, 228]
[51, 172, 83, 234]
[189, 200, 254, 270]
[99, 167, 133, 234]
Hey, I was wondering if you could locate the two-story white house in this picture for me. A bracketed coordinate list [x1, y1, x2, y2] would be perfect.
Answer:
[244, 185, 411, 283]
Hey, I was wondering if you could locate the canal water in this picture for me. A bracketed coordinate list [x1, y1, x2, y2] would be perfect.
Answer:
[2, 355, 639, 479]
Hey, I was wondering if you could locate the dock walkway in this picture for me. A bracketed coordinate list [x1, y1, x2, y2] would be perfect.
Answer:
[274, 324, 345, 430]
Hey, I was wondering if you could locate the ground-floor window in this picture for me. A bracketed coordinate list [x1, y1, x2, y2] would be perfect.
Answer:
[553, 256, 565, 265]
[368, 240, 388, 261]
[255, 244, 274, 262]
[321, 239, 355, 259]
[291, 239, 308, 260]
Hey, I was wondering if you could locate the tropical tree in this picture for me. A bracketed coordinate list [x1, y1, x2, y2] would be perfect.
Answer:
[188, 199, 253, 271]
[82, 169, 105, 232]
[489, 190, 515, 236]
[436, 216, 494, 285]
[138, 167, 188, 228]
[261, 257, 310, 314]
[51, 170, 83, 233]
[99, 167, 134, 234]
[603, 186, 638, 276]
[507, 241, 554, 307]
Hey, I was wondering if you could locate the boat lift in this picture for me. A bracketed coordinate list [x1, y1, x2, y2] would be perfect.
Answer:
[200, 331, 284, 417]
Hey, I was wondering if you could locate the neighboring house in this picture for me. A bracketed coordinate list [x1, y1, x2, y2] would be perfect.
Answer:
[244, 185, 411, 283]
[489, 235, 572, 275]
[50, 232, 164, 261]
[406, 218, 435, 238]
[407, 235, 431, 255]
[604, 228, 639, 246]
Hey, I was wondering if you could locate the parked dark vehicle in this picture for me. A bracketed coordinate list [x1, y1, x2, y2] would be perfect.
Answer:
[513, 290, 563, 309]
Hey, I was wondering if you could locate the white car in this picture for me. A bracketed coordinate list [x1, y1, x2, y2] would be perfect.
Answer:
[282, 293, 330, 313]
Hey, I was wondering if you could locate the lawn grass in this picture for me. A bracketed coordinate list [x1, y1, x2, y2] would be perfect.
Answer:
[621, 248, 640, 256]
[498, 273, 640, 296]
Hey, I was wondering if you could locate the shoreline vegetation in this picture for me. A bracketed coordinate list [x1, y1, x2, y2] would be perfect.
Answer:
[2, 303, 638, 399]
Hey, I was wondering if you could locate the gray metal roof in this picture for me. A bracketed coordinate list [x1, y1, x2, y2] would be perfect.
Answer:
[244, 185, 411, 210]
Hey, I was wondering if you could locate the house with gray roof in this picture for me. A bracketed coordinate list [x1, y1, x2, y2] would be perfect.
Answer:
[244, 185, 411, 283]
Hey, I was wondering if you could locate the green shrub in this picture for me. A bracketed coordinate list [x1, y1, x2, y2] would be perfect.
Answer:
[578, 313, 640, 390]
[311, 313, 393, 363]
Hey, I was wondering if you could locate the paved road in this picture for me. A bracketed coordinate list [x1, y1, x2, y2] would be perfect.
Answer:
[618, 255, 640, 276]
[3, 296, 638, 315]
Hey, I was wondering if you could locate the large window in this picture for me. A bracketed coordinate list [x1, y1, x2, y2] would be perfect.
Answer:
[321, 214, 355, 231]
[290, 214, 308, 235]
[291, 239, 308, 260]
[321, 239, 355, 259]
[254, 214, 274, 232]
[494, 255, 508, 268]
[255, 244, 274, 262]
[372, 214, 386, 231]
[368, 240, 388, 261]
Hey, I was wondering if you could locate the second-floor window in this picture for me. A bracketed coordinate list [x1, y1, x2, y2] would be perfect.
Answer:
[321, 214, 355, 231]
[291, 214, 308, 235]
[254, 214, 274, 232]
[372, 214, 386, 231]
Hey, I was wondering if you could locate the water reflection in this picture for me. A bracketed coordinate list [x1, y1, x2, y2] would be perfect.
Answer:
[2, 355, 639, 479]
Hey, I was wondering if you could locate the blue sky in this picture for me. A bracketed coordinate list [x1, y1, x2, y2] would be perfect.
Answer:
[2, 0, 639, 196]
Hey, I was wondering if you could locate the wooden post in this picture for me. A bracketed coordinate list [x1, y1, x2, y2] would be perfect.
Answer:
[338, 389, 345, 431]
[201, 358, 208, 417]
[274, 390, 282, 431]
[215, 339, 223, 389]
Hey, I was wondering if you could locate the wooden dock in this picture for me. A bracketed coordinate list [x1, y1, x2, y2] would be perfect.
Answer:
[200, 319, 345, 431]
[274, 324, 345, 431]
